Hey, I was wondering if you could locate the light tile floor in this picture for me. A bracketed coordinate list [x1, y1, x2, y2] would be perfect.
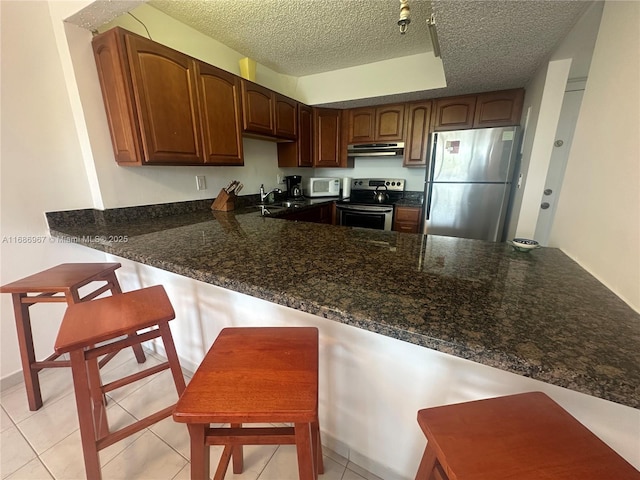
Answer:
[1, 348, 383, 480]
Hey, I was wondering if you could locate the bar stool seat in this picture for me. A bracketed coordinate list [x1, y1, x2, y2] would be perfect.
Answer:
[0, 262, 145, 411]
[414, 391, 640, 480]
[173, 327, 324, 480]
[54, 285, 186, 480]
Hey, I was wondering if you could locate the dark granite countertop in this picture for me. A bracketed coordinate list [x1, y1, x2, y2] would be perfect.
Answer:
[46, 200, 640, 408]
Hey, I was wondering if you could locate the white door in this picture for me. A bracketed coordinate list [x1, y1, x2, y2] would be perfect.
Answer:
[534, 82, 585, 245]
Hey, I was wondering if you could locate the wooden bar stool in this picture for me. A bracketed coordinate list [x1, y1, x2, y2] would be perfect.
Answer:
[0, 263, 146, 411]
[414, 391, 640, 480]
[173, 327, 324, 480]
[54, 285, 186, 480]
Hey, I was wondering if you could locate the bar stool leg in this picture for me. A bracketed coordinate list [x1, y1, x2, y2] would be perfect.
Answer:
[69, 349, 103, 480]
[312, 418, 324, 474]
[87, 357, 109, 439]
[188, 424, 210, 480]
[158, 322, 186, 394]
[295, 422, 316, 480]
[414, 444, 438, 480]
[230, 423, 244, 474]
[12, 293, 42, 410]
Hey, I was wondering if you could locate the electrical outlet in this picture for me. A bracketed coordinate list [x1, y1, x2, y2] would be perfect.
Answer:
[195, 175, 207, 190]
[276, 174, 285, 184]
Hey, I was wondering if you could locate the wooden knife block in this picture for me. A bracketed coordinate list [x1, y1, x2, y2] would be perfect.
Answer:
[211, 189, 235, 212]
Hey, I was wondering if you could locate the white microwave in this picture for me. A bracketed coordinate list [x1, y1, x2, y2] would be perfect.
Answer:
[303, 177, 341, 197]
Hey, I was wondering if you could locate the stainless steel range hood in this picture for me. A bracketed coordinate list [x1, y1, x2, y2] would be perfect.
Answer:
[347, 142, 405, 158]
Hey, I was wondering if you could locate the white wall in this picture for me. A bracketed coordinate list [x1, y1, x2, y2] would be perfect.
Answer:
[510, 1, 640, 311]
[550, 1, 640, 310]
[0, 0, 109, 380]
[296, 53, 446, 105]
[515, 58, 572, 239]
[512, 1, 603, 241]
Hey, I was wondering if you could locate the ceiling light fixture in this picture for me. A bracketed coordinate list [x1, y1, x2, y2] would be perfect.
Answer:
[426, 13, 441, 57]
[398, 0, 411, 34]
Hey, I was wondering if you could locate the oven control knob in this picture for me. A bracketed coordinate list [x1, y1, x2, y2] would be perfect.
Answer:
[386, 181, 390, 186]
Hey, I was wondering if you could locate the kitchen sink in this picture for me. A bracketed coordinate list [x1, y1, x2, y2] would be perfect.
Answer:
[276, 201, 306, 208]
[250, 205, 287, 216]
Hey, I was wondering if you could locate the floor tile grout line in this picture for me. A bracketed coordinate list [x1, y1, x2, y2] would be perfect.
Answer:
[2, 405, 56, 480]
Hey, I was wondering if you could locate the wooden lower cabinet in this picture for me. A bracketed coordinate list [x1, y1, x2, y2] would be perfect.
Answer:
[393, 205, 422, 233]
[281, 204, 333, 224]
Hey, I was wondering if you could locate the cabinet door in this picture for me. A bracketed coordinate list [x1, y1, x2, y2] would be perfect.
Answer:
[348, 107, 376, 143]
[92, 28, 142, 165]
[277, 104, 313, 167]
[274, 94, 297, 139]
[298, 105, 314, 167]
[196, 62, 243, 165]
[126, 34, 203, 164]
[432, 96, 476, 131]
[403, 101, 432, 167]
[241, 80, 275, 136]
[314, 108, 344, 168]
[375, 104, 405, 141]
[393, 206, 422, 233]
[474, 89, 524, 128]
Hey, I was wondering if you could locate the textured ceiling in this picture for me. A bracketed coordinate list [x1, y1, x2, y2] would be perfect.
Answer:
[66, 0, 594, 107]
[150, 0, 435, 76]
[66, 1, 146, 30]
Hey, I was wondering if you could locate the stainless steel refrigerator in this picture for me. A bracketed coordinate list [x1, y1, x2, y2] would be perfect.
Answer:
[423, 126, 520, 241]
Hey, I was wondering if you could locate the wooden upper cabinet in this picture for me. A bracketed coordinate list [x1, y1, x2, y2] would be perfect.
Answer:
[240, 81, 298, 140]
[347, 104, 405, 143]
[124, 34, 203, 164]
[92, 29, 142, 164]
[274, 94, 297, 140]
[93, 27, 206, 165]
[278, 104, 313, 167]
[375, 104, 405, 141]
[241, 80, 275, 136]
[348, 108, 376, 143]
[297, 105, 314, 167]
[432, 95, 476, 131]
[314, 108, 346, 168]
[403, 101, 432, 167]
[93, 27, 244, 166]
[196, 62, 243, 165]
[473, 89, 524, 128]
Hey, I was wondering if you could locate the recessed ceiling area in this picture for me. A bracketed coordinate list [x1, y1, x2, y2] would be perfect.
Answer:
[65, 0, 595, 107]
[150, 0, 435, 77]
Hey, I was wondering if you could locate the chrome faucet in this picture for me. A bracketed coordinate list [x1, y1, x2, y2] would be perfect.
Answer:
[259, 184, 282, 204]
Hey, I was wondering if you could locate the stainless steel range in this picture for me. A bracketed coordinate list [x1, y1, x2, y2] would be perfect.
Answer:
[336, 178, 405, 231]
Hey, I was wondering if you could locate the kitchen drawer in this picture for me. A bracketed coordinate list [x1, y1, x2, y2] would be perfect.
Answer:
[393, 205, 422, 233]
[395, 206, 421, 222]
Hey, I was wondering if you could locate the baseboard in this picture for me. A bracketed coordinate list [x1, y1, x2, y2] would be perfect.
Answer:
[0, 370, 24, 393]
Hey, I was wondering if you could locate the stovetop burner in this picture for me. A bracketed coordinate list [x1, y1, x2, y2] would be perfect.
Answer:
[344, 178, 406, 205]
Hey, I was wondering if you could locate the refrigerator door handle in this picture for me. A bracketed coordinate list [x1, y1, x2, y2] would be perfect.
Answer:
[426, 133, 438, 220]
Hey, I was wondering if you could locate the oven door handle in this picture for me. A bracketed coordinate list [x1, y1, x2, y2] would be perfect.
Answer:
[337, 206, 394, 214]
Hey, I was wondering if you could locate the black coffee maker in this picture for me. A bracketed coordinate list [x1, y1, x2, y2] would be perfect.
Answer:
[285, 175, 303, 199]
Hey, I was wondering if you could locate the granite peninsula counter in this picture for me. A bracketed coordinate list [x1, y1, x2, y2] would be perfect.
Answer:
[46, 200, 640, 409]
